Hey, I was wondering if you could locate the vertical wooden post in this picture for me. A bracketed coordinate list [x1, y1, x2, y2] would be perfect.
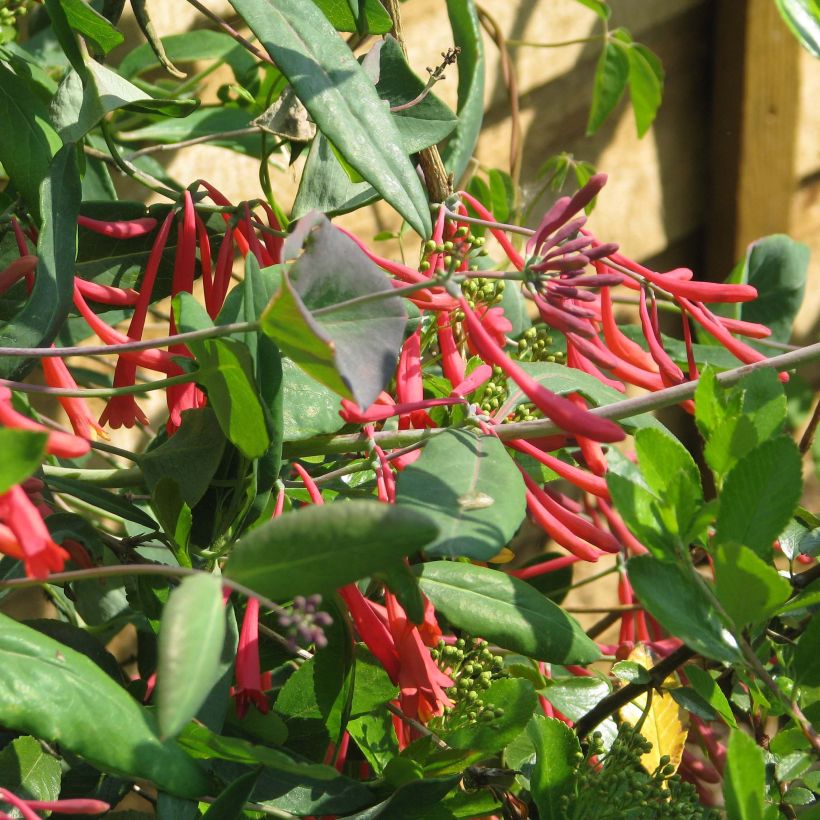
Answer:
[706, 0, 800, 276]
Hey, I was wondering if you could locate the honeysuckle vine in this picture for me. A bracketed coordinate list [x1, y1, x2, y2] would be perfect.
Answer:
[0, 0, 817, 815]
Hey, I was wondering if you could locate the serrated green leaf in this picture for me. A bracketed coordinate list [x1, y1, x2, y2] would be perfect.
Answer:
[227, 0, 431, 236]
[714, 543, 792, 626]
[415, 561, 600, 663]
[586, 39, 629, 134]
[714, 437, 803, 560]
[157, 573, 227, 739]
[0, 735, 61, 802]
[395, 429, 526, 560]
[627, 43, 663, 136]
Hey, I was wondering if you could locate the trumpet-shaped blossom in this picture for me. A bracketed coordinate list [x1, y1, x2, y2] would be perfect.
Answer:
[0, 788, 109, 818]
[232, 596, 269, 718]
[0, 485, 69, 578]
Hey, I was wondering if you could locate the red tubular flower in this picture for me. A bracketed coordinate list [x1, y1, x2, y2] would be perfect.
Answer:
[0, 255, 38, 296]
[715, 316, 772, 339]
[459, 296, 624, 444]
[511, 553, 581, 580]
[74, 278, 140, 306]
[233, 597, 269, 718]
[167, 191, 202, 431]
[0, 387, 90, 458]
[41, 355, 107, 441]
[99, 209, 177, 428]
[610, 251, 758, 303]
[638, 287, 684, 386]
[0, 788, 109, 817]
[529, 174, 607, 251]
[468, 305, 513, 352]
[507, 438, 610, 499]
[293, 461, 323, 505]
[385, 592, 453, 724]
[72, 284, 179, 375]
[77, 214, 157, 239]
[598, 283, 659, 372]
[436, 312, 465, 388]
[339, 585, 401, 680]
[0, 485, 69, 578]
[587, 335, 667, 392]
[596, 498, 648, 555]
[522, 471, 619, 553]
[533, 292, 596, 338]
[450, 364, 493, 398]
[524, 485, 603, 562]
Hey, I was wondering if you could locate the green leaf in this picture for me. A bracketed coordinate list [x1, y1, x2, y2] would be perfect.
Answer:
[573, 0, 611, 20]
[261, 216, 407, 407]
[793, 614, 820, 686]
[713, 543, 792, 626]
[714, 437, 803, 560]
[627, 43, 663, 136]
[739, 235, 810, 343]
[0, 429, 47, 493]
[543, 676, 611, 721]
[119, 29, 256, 79]
[627, 556, 741, 662]
[528, 716, 581, 820]
[351, 645, 399, 717]
[226, 501, 438, 599]
[723, 729, 766, 820]
[775, 0, 820, 57]
[446, 678, 537, 754]
[415, 561, 600, 663]
[281, 357, 343, 440]
[227, 0, 431, 236]
[634, 427, 703, 541]
[0, 144, 81, 380]
[395, 429, 526, 560]
[0, 735, 61, 802]
[139, 408, 227, 508]
[0, 612, 209, 797]
[0, 62, 62, 220]
[201, 770, 260, 820]
[606, 465, 672, 558]
[58, 60, 197, 143]
[157, 573, 227, 739]
[59, 0, 124, 54]
[174, 293, 270, 460]
[442, 0, 485, 182]
[586, 38, 630, 134]
[312, 0, 392, 33]
[178, 721, 336, 780]
[684, 665, 737, 728]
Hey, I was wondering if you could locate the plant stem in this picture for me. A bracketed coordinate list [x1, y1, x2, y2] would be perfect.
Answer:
[0, 321, 258, 359]
[0, 373, 196, 398]
[506, 35, 604, 48]
[573, 644, 696, 738]
[127, 127, 261, 159]
[42, 465, 144, 487]
[284, 342, 820, 456]
[183, 0, 275, 66]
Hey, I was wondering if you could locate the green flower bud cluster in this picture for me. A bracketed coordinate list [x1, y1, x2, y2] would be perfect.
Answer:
[477, 365, 508, 415]
[0, 0, 32, 37]
[419, 230, 486, 274]
[461, 275, 505, 309]
[516, 325, 564, 364]
[430, 636, 508, 730]
[563, 724, 719, 819]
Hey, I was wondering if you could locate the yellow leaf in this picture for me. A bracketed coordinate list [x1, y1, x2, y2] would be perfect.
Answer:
[619, 644, 688, 776]
[488, 547, 515, 564]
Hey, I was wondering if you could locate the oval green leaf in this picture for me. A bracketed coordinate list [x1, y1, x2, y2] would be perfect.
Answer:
[157, 573, 227, 739]
[225, 501, 439, 599]
[415, 561, 600, 663]
[0, 613, 209, 797]
[395, 429, 526, 560]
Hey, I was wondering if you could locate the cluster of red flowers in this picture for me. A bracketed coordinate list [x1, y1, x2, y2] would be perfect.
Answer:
[0, 175, 769, 767]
